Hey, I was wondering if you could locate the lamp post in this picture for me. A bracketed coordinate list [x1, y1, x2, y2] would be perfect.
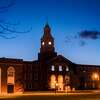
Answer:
[54, 81, 58, 94]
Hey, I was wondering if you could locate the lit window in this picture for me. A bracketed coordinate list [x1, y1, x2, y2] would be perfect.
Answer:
[66, 66, 69, 71]
[51, 65, 55, 71]
[7, 67, 15, 84]
[50, 75, 56, 89]
[42, 42, 45, 45]
[92, 72, 99, 81]
[58, 75, 63, 91]
[48, 41, 52, 45]
[59, 65, 62, 71]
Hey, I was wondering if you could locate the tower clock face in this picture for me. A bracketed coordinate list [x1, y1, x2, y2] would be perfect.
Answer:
[42, 42, 45, 45]
[48, 41, 52, 45]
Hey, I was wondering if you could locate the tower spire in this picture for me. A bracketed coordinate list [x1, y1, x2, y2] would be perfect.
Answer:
[42, 23, 53, 40]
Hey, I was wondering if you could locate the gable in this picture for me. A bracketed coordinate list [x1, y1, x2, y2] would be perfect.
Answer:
[48, 55, 73, 65]
[47, 55, 75, 71]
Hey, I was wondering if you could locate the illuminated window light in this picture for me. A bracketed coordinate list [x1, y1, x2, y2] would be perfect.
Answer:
[50, 75, 56, 89]
[59, 65, 62, 71]
[7, 67, 15, 84]
[92, 72, 99, 81]
[51, 65, 55, 71]
[66, 66, 69, 71]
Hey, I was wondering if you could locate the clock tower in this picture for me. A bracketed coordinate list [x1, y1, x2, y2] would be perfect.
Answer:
[38, 23, 57, 61]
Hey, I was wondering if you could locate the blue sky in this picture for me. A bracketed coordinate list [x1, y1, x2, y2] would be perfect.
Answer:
[0, 0, 100, 65]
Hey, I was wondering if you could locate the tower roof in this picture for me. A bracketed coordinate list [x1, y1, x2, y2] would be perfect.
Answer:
[42, 23, 53, 40]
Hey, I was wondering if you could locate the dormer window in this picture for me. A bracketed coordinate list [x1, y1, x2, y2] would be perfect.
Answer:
[42, 42, 45, 45]
[59, 65, 62, 71]
[48, 41, 52, 45]
[51, 65, 55, 71]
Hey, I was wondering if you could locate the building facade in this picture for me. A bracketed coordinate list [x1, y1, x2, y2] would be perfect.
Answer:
[0, 24, 100, 94]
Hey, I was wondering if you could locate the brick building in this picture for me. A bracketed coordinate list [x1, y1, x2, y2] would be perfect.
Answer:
[0, 23, 100, 94]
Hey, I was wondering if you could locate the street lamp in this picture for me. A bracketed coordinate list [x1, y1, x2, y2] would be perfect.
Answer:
[54, 81, 58, 94]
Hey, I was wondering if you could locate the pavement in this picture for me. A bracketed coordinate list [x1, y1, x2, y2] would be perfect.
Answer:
[0, 90, 100, 99]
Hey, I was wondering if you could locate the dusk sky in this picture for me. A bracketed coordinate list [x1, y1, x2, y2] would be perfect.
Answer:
[0, 0, 100, 65]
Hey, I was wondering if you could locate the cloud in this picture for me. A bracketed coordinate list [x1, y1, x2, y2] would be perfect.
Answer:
[79, 30, 100, 40]
[65, 30, 100, 47]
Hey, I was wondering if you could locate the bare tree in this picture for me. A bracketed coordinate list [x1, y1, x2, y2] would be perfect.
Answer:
[0, 0, 32, 39]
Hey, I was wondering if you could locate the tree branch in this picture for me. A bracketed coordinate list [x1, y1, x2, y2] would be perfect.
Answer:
[0, 0, 32, 39]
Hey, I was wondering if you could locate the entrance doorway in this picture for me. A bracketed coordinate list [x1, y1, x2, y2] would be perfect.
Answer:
[7, 85, 14, 93]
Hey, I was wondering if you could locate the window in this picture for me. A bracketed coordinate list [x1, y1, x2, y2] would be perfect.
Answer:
[59, 65, 62, 71]
[58, 75, 63, 91]
[8, 71, 14, 76]
[66, 66, 69, 71]
[51, 65, 55, 71]
[7, 67, 15, 84]
[50, 75, 56, 89]
[48, 41, 52, 45]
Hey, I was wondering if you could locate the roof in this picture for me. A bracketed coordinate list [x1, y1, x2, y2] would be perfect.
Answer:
[48, 55, 74, 65]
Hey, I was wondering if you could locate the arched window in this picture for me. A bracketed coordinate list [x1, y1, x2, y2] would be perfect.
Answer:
[7, 67, 15, 84]
[50, 75, 56, 89]
[58, 75, 63, 91]
[59, 65, 62, 71]
[58, 75, 63, 83]
[51, 65, 55, 71]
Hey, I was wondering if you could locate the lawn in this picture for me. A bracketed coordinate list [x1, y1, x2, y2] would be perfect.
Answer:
[0, 93, 100, 100]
